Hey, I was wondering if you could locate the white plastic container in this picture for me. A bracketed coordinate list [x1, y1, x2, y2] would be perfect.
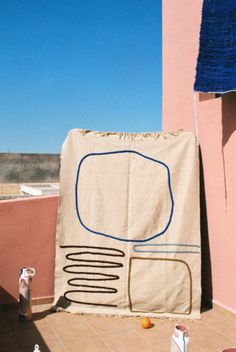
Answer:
[19, 267, 36, 321]
[171, 324, 189, 352]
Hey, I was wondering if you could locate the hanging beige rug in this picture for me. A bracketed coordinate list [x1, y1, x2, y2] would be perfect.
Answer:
[53, 129, 201, 319]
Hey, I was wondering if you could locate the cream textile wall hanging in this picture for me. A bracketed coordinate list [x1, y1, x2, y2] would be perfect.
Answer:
[53, 129, 201, 319]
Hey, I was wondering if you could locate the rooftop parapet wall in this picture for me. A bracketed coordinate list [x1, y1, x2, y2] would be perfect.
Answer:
[0, 196, 58, 304]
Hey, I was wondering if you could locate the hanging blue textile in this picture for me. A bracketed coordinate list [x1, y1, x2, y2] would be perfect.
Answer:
[194, 0, 236, 93]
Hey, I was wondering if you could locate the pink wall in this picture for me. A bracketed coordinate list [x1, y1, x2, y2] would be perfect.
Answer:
[163, 1, 236, 312]
[0, 196, 58, 304]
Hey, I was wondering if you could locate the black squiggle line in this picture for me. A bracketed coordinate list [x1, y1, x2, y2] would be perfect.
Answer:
[63, 260, 123, 273]
[67, 252, 123, 261]
[68, 273, 119, 283]
[61, 245, 125, 257]
[65, 285, 117, 293]
[60, 245, 125, 308]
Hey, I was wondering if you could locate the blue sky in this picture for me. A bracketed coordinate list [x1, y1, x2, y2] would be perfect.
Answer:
[0, 1, 162, 153]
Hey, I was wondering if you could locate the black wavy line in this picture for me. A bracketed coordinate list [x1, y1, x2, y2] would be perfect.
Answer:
[63, 260, 123, 273]
[65, 285, 117, 293]
[60, 245, 125, 257]
[68, 273, 119, 282]
[60, 245, 124, 307]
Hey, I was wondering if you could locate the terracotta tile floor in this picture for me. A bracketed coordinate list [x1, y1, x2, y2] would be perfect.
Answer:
[1, 303, 236, 352]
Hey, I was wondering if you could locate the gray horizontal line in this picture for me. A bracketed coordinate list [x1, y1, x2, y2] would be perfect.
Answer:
[133, 249, 200, 254]
[134, 243, 200, 248]
[133, 243, 200, 254]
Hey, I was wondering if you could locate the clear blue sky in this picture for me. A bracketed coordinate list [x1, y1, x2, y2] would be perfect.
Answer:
[0, 1, 162, 153]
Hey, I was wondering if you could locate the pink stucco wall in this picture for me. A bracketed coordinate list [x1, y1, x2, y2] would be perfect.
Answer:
[163, 1, 236, 312]
[0, 196, 58, 304]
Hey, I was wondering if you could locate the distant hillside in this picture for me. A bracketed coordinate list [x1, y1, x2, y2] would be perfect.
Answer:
[0, 153, 60, 183]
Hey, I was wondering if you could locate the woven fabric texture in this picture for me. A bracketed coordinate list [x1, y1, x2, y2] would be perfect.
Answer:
[53, 129, 201, 319]
[194, 0, 236, 93]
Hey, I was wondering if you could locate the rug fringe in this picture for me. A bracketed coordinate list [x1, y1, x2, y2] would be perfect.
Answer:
[73, 128, 185, 140]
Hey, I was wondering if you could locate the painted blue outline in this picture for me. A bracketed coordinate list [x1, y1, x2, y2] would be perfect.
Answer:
[75, 150, 174, 243]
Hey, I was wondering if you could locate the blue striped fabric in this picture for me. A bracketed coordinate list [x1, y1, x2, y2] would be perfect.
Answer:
[194, 0, 236, 93]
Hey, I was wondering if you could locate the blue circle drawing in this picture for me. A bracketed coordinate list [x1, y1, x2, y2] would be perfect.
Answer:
[75, 150, 174, 243]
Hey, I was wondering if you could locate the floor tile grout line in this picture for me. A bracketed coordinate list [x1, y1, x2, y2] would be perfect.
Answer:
[202, 314, 236, 327]
[190, 340, 207, 352]
[121, 318, 216, 352]
[208, 308, 236, 323]
[120, 318, 161, 352]
[82, 316, 114, 352]
[7, 306, 236, 352]
[203, 320, 236, 345]
[45, 316, 70, 352]
[190, 320, 236, 351]
[203, 308, 236, 323]
[182, 321, 208, 352]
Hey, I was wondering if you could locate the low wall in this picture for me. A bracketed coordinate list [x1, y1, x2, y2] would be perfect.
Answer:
[0, 196, 58, 305]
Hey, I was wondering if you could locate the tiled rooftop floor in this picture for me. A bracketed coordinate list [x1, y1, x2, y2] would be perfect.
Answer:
[1, 303, 236, 352]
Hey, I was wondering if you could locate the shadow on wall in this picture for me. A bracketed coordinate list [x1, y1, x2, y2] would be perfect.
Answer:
[199, 92, 236, 309]
[222, 92, 236, 147]
[199, 150, 213, 311]
[221, 92, 236, 207]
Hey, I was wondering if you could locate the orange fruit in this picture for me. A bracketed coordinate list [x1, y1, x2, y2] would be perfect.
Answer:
[141, 317, 152, 329]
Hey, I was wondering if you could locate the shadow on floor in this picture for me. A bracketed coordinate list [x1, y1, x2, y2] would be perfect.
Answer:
[0, 286, 51, 352]
[32, 308, 54, 322]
